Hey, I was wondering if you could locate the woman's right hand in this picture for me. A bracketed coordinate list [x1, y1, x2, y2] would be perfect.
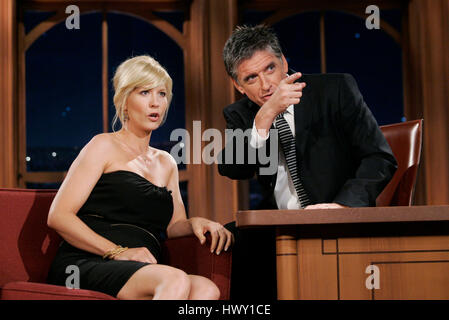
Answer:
[113, 247, 157, 264]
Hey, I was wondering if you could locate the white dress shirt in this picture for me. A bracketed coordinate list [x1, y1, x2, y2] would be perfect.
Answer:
[250, 105, 303, 209]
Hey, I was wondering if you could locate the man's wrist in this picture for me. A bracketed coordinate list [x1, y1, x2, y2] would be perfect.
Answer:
[250, 119, 270, 149]
[261, 101, 279, 120]
[255, 106, 277, 134]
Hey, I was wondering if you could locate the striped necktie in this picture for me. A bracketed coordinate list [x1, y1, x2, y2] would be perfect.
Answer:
[275, 113, 312, 208]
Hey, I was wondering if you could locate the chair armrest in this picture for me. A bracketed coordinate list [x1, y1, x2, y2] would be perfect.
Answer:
[161, 234, 232, 300]
[0, 281, 116, 300]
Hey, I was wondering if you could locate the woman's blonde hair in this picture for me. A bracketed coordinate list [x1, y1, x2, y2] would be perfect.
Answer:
[112, 55, 173, 130]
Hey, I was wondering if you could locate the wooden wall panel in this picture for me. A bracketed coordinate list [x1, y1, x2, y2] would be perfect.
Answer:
[183, 0, 212, 219]
[405, 0, 449, 205]
[183, 0, 239, 223]
[207, 0, 239, 224]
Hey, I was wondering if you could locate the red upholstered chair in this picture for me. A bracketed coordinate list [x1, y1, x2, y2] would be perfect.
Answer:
[376, 119, 423, 206]
[0, 188, 231, 300]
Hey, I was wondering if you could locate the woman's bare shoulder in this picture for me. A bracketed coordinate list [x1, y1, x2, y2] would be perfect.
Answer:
[85, 133, 119, 150]
[88, 132, 115, 144]
[77, 133, 121, 163]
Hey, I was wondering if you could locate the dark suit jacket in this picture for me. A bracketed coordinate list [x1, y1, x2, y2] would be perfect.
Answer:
[218, 73, 397, 209]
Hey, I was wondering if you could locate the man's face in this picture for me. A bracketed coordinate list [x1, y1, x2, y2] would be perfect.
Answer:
[233, 49, 289, 107]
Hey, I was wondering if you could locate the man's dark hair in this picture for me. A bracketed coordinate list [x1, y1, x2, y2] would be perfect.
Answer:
[223, 24, 283, 82]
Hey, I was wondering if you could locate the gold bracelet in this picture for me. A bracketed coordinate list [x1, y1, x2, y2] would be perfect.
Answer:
[103, 245, 128, 260]
[109, 246, 128, 259]
[102, 246, 120, 259]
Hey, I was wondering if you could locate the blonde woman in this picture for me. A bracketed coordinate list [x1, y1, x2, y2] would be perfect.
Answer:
[47, 55, 233, 300]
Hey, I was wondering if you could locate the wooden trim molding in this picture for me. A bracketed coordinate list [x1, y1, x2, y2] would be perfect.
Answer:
[237, 206, 449, 228]
[0, 0, 17, 187]
[24, 10, 67, 51]
[24, 9, 186, 52]
[21, 0, 190, 11]
[319, 11, 326, 73]
[17, 12, 27, 188]
[124, 10, 186, 49]
[102, 10, 109, 132]
[22, 169, 188, 184]
[22, 171, 67, 183]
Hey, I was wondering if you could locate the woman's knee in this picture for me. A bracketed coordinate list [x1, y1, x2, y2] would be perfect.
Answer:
[117, 265, 191, 300]
[203, 281, 220, 300]
[159, 268, 191, 299]
[189, 275, 220, 300]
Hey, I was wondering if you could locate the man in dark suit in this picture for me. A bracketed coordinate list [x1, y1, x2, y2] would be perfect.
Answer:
[219, 25, 397, 299]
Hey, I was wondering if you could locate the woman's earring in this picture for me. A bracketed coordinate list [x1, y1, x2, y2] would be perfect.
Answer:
[124, 112, 129, 122]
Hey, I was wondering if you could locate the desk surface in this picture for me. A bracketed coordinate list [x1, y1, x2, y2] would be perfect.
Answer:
[236, 205, 449, 227]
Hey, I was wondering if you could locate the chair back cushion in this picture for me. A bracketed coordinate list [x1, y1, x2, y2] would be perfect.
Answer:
[0, 189, 60, 286]
[377, 119, 423, 206]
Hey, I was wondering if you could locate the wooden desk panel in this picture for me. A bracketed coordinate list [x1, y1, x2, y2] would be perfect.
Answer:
[296, 238, 338, 300]
[372, 260, 449, 299]
[339, 249, 449, 300]
[337, 235, 449, 253]
[238, 206, 449, 300]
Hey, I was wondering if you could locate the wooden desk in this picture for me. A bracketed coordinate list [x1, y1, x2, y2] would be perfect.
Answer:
[236, 206, 449, 300]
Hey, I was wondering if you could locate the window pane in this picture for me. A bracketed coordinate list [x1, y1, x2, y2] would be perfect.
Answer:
[242, 10, 322, 74]
[152, 10, 185, 33]
[25, 12, 103, 172]
[242, 9, 276, 26]
[272, 12, 322, 74]
[324, 11, 404, 125]
[24, 10, 57, 34]
[380, 9, 402, 32]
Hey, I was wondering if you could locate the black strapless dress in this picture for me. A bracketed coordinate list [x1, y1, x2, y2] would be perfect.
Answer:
[47, 170, 174, 297]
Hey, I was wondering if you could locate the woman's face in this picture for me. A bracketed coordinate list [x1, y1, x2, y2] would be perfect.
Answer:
[124, 84, 168, 133]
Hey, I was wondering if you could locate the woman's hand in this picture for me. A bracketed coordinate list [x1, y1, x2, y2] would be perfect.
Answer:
[113, 247, 157, 264]
[190, 217, 234, 255]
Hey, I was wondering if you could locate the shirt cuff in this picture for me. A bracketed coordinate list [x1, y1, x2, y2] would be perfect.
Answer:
[250, 120, 270, 149]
